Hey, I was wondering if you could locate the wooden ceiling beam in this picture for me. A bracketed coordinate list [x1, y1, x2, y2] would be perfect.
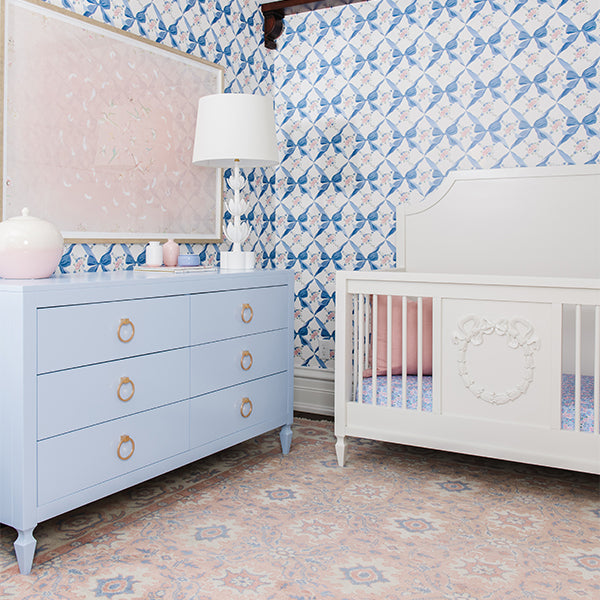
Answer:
[261, 0, 369, 49]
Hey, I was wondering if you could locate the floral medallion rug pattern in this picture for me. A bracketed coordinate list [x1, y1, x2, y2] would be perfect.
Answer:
[0, 418, 598, 599]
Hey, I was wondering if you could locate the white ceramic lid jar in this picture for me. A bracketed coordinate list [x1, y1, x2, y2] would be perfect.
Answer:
[0, 208, 64, 279]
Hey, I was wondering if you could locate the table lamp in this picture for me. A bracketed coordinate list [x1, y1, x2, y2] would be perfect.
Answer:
[192, 93, 279, 270]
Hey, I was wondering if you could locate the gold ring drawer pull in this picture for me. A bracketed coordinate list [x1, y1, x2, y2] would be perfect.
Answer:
[241, 350, 253, 371]
[117, 435, 135, 461]
[117, 318, 135, 343]
[241, 303, 254, 324]
[117, 377, 135, 402]
[240, 397, 253, 418]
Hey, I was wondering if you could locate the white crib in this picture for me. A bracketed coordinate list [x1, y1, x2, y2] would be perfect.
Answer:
[334, 165, 600, 474]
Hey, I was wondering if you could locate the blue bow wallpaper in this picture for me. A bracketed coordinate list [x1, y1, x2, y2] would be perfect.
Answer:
[31, 0, 600, 370]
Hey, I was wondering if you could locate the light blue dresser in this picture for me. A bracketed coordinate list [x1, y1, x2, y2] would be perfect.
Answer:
[0, 268, 294, 574]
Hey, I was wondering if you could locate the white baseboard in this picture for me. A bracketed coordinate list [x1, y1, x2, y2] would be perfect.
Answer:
[293, 366, 334, 416]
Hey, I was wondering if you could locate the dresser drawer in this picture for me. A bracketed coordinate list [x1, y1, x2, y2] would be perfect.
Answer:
[191, 329, 288, 396]
[37, 401, 188, 506]
[38, 348, 190, 440]
[191, 285, 288, 344]
[37, 295, 189, 373]
[190, 373, 288, 448]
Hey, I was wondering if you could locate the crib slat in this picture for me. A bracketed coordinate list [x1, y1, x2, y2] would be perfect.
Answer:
[372, 295, 378, 406]
[432, 297, 441, 415]
[358, 294, 365, 405]
[365, 294, 371, 371]
[552, 303, 563, 430]
[353, 294, 359, 405]
[402, 295, 407, 409]
[387, 294, 392, 408]
[417, 296, 423, 412]
[575, 304, 581, 432]
[595, 305, 600, 435]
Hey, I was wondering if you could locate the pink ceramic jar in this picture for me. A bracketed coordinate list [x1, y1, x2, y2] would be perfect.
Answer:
[0, 208, 64, 279]
[162, 239, 180, 267]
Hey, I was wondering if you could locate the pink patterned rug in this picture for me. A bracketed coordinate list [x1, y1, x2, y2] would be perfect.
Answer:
[1, 418, 598, 599]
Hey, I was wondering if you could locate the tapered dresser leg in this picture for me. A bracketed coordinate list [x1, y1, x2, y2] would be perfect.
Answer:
[279, 424, 292, 455]
[14, 527, 36, 575]
[335, 435, 347, 467]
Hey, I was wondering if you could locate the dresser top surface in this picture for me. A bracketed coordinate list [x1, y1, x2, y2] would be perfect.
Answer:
[0, 269, 294, 309]
[0, 268, 292, 292]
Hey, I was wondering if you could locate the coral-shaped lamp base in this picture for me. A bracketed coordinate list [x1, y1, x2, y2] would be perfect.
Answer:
[221, 250, 254, 270]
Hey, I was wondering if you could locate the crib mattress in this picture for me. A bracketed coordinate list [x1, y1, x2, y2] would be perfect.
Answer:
[356, 374, 596, 433]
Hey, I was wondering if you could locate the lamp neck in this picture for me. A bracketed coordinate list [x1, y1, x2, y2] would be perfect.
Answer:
[232, 160, 242, 252]
[233, 158, 240, 198]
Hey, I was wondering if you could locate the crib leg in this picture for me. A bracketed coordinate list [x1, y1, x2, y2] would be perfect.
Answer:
[335, 435, 347, 467]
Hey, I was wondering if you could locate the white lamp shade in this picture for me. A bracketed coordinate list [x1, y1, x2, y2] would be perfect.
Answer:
[192, 93, 279, 168]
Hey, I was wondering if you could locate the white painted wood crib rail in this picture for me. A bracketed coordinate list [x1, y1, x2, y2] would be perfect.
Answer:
[335, 271, 600, 474]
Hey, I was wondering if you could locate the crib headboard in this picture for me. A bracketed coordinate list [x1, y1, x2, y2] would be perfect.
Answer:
[396, 165, 600, 278]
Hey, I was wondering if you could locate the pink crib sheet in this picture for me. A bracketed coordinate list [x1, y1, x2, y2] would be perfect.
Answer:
[356, 374, 596, 433]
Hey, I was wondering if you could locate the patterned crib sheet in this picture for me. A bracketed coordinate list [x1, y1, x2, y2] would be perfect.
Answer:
[356, 375, 433, 412]
[355, 374, 596, 433]
[561, 374, 596, 432]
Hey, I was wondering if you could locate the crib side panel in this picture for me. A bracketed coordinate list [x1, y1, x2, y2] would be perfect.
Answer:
[440, 298, 553, 428]
[335, 273, 600, 474]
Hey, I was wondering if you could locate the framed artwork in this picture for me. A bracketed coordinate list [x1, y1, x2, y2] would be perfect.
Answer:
[2, 0, 225, 242]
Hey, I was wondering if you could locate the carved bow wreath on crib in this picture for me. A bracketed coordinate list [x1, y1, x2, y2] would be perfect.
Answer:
[452, 316, 540, 405]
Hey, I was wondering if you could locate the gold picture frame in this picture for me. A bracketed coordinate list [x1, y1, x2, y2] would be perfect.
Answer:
[1, 0, 225, 243]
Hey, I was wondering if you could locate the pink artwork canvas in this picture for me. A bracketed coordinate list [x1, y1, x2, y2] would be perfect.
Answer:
[3, 0, 224, 241]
